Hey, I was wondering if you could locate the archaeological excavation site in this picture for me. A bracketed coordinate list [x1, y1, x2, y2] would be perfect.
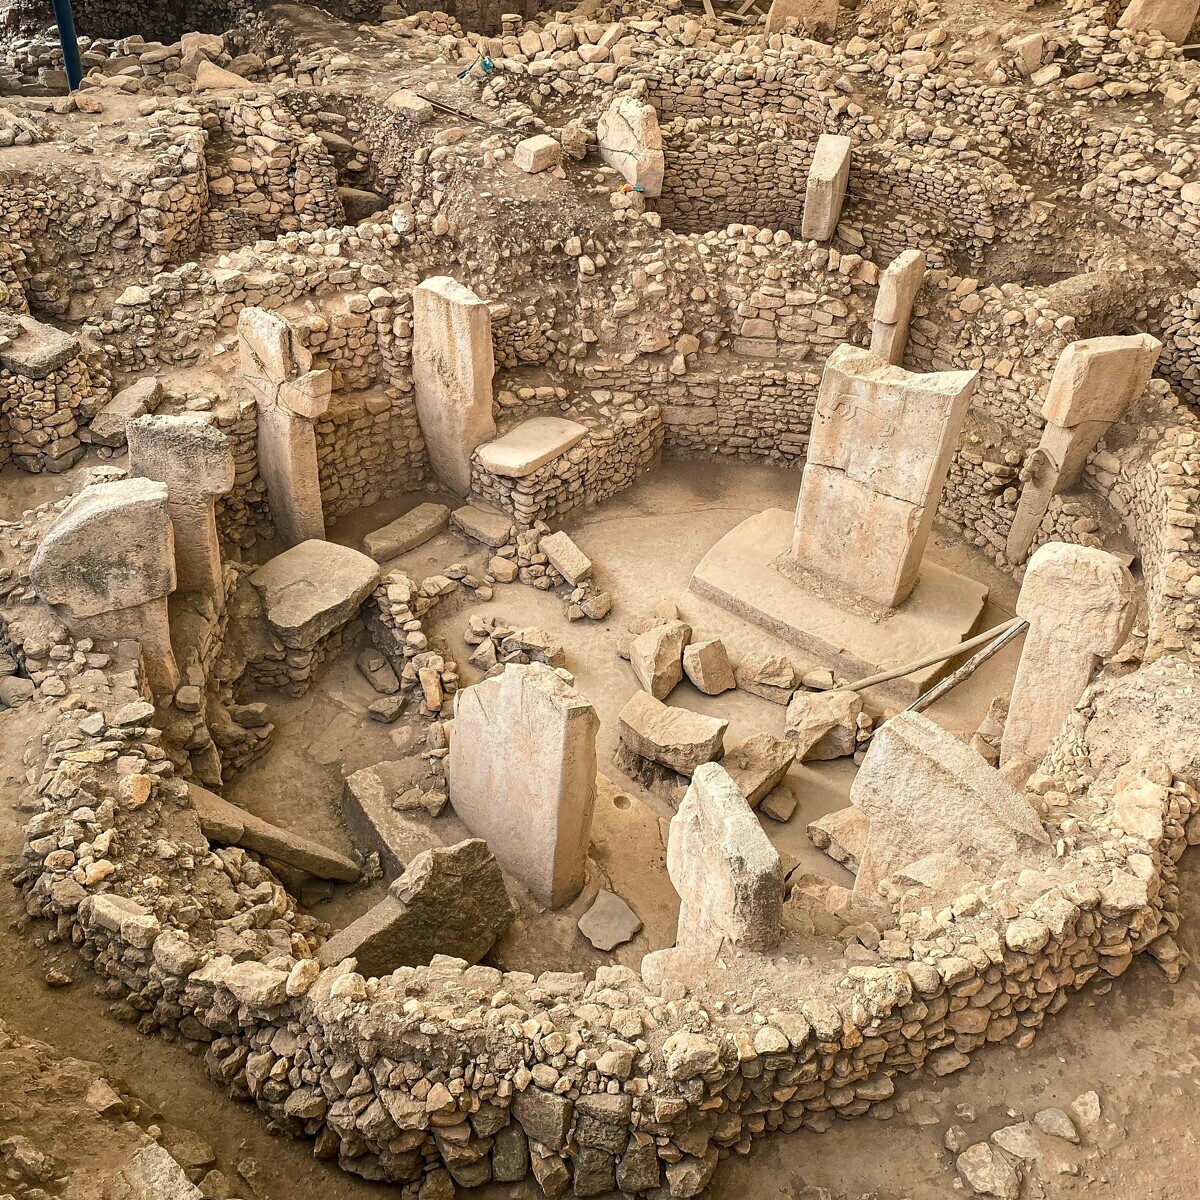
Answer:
[7, 0, 1200, 1194]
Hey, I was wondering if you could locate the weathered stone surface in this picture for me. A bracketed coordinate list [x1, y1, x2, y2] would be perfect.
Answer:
[452, 504, 515, 547]
[852, 711, 1049, 905]
[477, 417, 587, 478]
[722, 733, 795, 806]
[89, 377, 162, 447]
[597, 94, 665, 196]
[342, 761, 444, 880]
[801, 134, 852, 241]
[765, 0, 837, 33]
[317, 839, 512, 974]
[1001, 543, 1136, 781]
[413, 276, 495, 495]
[735, 651, 796, 703]
[956, 1142, 1021, 1199]
[807, 804, 868, 871]
[785, 689, 862, 760]
[250, 540, 380, 648]
[870, 248, 926, 366]
[193, 60, 251, 89]
[362, 503, 450, 561]
[629, 619, 690, 699]
[1119, 0, 1199, 45]
[791, 344, 977, 608]
[119, 1142, 205, 1199]
[513, 133, 562, 173]
[577, 889, 642, 950]
[0, 315, 78, 378]
[682, 639, 735, 695]
[617, 690, 727, 775]
[451, 663, 599, 907]
[512, 1088, 572, 1151]
[539, 530, 592, 584]
[666, 763, 782, 952]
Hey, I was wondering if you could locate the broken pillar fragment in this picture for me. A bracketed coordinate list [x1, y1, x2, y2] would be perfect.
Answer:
[869, 248, 926, 366]
[801, 133, 852, 241]
[597, 94, 665, 197]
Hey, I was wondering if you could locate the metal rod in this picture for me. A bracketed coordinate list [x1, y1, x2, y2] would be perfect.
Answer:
[905, 619, 1029, 715]
[51, 0, 83, 91]
[845, 615, 1025, 692]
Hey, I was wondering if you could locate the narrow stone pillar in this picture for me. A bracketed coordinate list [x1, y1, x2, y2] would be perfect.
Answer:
[450, 662, 599, 908]
[801, 134, 852, 241]
[597, 94, 666, 197]
[869, 249, 926, 366]
[764, 0, 838, 34]
[1118, 0, 1199, 42]
[238, 307, 332, 546]
[1000, 542, 1136, 782]
[30, 478, 180, 697]
[1006, 333, 1161, 563]
[666, 762, 781, 953]
[412, 277, 496, 496]
[127, 414, 234, 604]
[791, 344, 977, 609]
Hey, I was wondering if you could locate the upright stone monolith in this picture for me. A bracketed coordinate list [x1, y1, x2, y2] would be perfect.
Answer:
[597, 94, 665, 197]
[1000, 542, 1136, 781]
[239, 307, 331, 546]
[412, 277, 496, 496]
[801, 134, 852, 241]
[450, 662, 599, 908]
[30, 478, 180, 696]
[869, 248, 926, 366]
[791, 344, 977, 609]
[127, 414, 234, 604]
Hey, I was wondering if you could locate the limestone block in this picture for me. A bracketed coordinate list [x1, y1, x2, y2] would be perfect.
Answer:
[0, 315, 78, 378]
[852, 711, 1049, 905]
[870, 248, 926, 366]
[88, 377, 162, 448]
[193, 60, 251, 90]
[667, 763, 782, 951]
[413, 276, 496, 495]
[1041, 333, 1162, 427]
[617, 690, 727, 775]
[249, 540, 380, 648]
[1000, 543, 1136, 780]
[792, 344, 977, 608]
[629, 619, 690, 699]
[785, 689, 862, 760]
[539, 530, 593, 584]
[578, 890, 642, 950]
[127, 414, 234, 601]
[597, 95, 665, 197]
[316, 839, 512, 975]
[452, 504, 515, 547]
[764, 0, 838, 34]
[1118, 0, 1200, 42]
[451, 663, 599, 907]
[514, 134, 563, 173]
[722, 733, 795, 807]
[801, 134, 852, 241]
[386, 88, 434, 120]
[362, 503, 450, 561]
[682, 639, 735, 695]
[476, 417, 587, 477]
[238, 307, 312, 391]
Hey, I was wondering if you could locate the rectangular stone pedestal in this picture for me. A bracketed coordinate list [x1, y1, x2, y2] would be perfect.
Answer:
[689, 509, 988, 703]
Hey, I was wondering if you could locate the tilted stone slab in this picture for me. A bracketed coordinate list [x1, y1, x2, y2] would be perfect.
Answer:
[316, 839, 513, 975]
[1118, 0, 1199, 43]
[451, 663, 599, 908]
[0, 315, 79, 378]
[801, 134, 852, 241]
[1041, 333, 1162, 427]
[852, 711, 1050, 905]
[362, 502, 450, 561]
[189, 783, 360, 882]
[250, 540, 380, 649]
[476, 417, 589, 478]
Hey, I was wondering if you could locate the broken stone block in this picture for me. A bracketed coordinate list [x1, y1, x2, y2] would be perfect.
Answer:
[194, 60, 251, 89]
[956, 1142, 1020, 1200]
[851, 711, 1050, 905]
[1118, 0, 1199, 47]
[451, 663, 599, 907]
[785, 689, 862, 760]
[760, 787, 797, 823]
[597, 94, 664, 196]
[870, 248, 926, 366]
[629, 619, 690, 699]
[764, 0, 837, 34]
[617, 690, 727, 775]
[476, 417, 587, 477]
[118, 1142, 205, 1199]
[539, 530, 592, 584]
[807, 805, 868, 872]
[249, 540, 380, 648]
[682, 639, 735, 695]
[362, 502, 449, 561]
[0, 315, 78, 378]
[88, 377, 163, 447]
[317, 839, 512, 975]
[577, 890, 642, 951]
[452, 504, 515, 547]
[722, 733, 795, 807]
[357, 649, 399, 693]
[368, 694, 406, 723]
[514, 133, 563, 173]
[735, 652, 796, 703]
[801, 133, 852, 241]
[342, 760, 444, 878]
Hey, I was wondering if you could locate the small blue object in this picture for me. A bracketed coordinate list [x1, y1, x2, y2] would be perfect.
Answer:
[481, 54, 494, 72]
[50, 0, 83, 91]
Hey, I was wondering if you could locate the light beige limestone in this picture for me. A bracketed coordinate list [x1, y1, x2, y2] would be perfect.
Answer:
[597, 95, 665, 197]
[801, 134, 852, 241]
[869, 249, 926, 366]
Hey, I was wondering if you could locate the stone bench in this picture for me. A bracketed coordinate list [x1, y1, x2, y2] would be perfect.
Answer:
[475, 416, 588, 478]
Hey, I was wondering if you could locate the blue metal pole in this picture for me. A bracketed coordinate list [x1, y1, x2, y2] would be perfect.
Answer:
[50, 0, 83, 91]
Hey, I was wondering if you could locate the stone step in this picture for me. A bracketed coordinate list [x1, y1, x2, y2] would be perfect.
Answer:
[475, 416, 588, 478]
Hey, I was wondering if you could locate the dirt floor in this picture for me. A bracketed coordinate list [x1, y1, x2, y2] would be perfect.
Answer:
[0, 455, 1192, 1200]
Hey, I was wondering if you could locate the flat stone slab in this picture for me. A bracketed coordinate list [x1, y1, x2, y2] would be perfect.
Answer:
[476, 417, 588, 478]
[452, 504, 515, 547]
[0, 315, 79, 378]
[690, 508, 988, 704]
[362, 502, 449, 561]
[250, 539, 380, 648]
[578, 889, 642, 951]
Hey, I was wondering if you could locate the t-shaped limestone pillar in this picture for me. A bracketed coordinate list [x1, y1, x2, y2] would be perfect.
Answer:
[869, 249, 926, 366]
[30, 478, 180, 697]
[126, 414, 234, 604]
[238, 307, 332, 547]
[667, 763, 782, 953]
[802, 134, 852, 242]
[791, 344, 978, 609]
[1006, 333, 1161, 564]
[450, 662, 599, 908]
[1000, 542, 1136, 783]
[412, 277, 496, 496]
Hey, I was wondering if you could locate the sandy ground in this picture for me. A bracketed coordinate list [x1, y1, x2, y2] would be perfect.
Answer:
[0, 456, 1192, 1199]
